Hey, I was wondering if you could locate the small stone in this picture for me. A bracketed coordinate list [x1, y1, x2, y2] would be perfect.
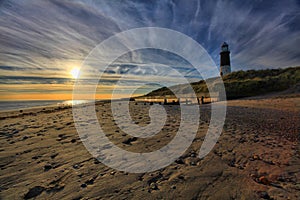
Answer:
[150, 182, 158, 190]
[110, 171, 116, 175]
[44, 164, 52, 171]
[239, 137, 246, 143]
[22, 136, 29, 140]
[50, 153, 58, 159]
[238, 165, 244, 170]
[253, 155, 260, 160]
[94, 159, 100, 164]
[229, 159, 236, 167]
[85, 178, 94, 185]
[71, 139, 76, 143]
[24, 186, 45, 199]
[190, 161, 196, 166]
[175, 158, 184, 164]
[122, 137, 137, 145]
[73, 164, 79, 169]
[32, 156, 39, 160]
[178, 175, 185, 180]
[258, 191, 271, 199]
[259, 176, 270, 185]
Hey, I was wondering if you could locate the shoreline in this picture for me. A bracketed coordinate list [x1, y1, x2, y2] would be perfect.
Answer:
[1, 94, 298, 118]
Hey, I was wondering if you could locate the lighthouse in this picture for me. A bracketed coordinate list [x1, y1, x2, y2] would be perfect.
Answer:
[220, 42, 231, 76]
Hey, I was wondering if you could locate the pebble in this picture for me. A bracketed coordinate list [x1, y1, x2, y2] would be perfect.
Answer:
[190, 153, 196, 158]
[150, 182, 158, 190]
[24, 186, 45, 199]
[73, 164, 79, 169]
[44, 164, 52, 171]
[258, 191, 271, 199]
[85, 178, 94, 185]
[253, 155, 260, 160]
[259, 176, 270, 185]
[50, 153, 58, 159]
[94, 159, 100, 164]
[70, 139, 76, 143]
[110, 171, 116, 175]
[175, 158, 184, 164]
[22, 136, 29, 140]
[190, 161, 196, 166]
[178, 175, 185, 180]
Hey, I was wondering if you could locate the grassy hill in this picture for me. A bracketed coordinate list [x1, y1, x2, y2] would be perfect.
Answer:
[143, 66, 300, 100]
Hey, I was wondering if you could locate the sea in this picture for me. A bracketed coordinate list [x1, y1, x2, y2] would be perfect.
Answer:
[0, 100, 91, 112]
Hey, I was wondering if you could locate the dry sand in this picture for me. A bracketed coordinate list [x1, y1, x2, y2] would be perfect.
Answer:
[0, 96, 299, 199]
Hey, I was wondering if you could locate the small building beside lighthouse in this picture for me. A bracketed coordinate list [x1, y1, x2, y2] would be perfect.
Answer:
[220, 42, 231, 76]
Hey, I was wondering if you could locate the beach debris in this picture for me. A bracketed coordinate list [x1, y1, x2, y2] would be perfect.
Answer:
[24, 186, 45, 199]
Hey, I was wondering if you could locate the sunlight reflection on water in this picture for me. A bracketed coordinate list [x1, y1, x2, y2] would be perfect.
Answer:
[59, 100, 93, 106]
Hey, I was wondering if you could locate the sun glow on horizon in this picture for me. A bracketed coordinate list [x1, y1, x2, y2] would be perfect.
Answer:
[70, 67, 80, 79]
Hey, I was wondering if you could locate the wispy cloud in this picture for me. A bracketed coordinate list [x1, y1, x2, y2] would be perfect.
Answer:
[0, 0, 299, 99]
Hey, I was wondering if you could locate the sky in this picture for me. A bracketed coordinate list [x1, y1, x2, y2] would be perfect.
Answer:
[0, 0, 299, 100]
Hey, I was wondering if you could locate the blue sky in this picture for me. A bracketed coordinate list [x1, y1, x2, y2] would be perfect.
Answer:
[0, 0, 299, 100]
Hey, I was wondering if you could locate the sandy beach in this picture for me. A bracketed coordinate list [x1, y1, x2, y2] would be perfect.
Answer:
[0, 96, 299, 200]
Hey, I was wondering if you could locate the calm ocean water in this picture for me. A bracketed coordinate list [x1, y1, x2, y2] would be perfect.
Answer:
[0, 100, 91, 112]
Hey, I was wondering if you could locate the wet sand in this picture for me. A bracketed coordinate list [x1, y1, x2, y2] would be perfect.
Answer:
[0, 96, 299, 199]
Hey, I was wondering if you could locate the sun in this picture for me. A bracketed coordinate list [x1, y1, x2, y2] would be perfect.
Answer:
[70, 67, 80, 79]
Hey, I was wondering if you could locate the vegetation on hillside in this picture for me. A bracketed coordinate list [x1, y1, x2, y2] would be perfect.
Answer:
[144, 66, 300, 99]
